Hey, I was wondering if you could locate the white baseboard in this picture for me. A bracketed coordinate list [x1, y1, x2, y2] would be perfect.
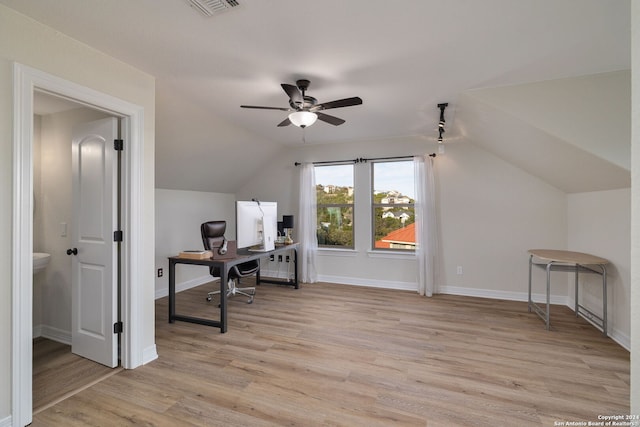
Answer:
[34, 324, 72, 345]
[142, 344, 158, 365]
[564, 297, 630, 351]
[155, 275, 218, 299]
[437, 285, 570, 305]
[317, 274, 416, 291]
[607, 328, 630, 351]
[0, 415, 11, 427]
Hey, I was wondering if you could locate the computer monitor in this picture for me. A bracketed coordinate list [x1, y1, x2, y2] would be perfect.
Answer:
[236, 200, 277, 251]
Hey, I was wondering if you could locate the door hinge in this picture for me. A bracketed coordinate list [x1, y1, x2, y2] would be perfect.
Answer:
[114, 139, 124, 151]
[114, 230, 123, 242]
[113, 321, 123, 334]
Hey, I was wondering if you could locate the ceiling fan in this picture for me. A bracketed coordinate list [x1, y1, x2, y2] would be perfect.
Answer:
[241, 79, 363, 128]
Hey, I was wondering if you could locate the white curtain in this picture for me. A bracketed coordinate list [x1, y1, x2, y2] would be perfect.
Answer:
[299, 163, 318, 283]
[414, 155, 439, 297]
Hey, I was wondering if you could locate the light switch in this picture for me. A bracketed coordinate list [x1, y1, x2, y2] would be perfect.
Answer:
[60, 222, 67, 237]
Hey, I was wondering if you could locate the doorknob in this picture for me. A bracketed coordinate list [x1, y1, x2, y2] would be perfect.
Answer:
[66, 248, 78, 256]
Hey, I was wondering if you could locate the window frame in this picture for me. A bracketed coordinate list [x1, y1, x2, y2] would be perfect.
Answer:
[314, 163, 355, 250]
[370, 159, 416, 252]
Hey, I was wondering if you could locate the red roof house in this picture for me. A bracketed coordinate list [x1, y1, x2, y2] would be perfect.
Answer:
[375, 222, 416, 249]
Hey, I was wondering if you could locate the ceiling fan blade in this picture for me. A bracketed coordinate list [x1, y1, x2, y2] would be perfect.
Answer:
[313, 97, 363, 111]
[281, 83, 303, 105]
[277, 117, 292, 127]
[316, 112, 346, 126]
[241, 105, 291, 111]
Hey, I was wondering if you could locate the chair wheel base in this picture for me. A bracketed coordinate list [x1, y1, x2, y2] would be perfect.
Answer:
[205, 284, 255, 305]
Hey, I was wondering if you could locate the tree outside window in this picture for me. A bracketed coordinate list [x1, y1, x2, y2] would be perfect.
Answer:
[372, 160, 415, 251]
[315, 164, 354, 249]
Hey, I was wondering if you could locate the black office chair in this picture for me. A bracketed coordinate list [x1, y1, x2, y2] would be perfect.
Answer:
[201, 221, 259, 304]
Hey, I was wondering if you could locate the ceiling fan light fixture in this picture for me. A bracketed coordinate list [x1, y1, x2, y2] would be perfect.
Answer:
[289, 111, 317, 128]
[241, 79, 361, 128]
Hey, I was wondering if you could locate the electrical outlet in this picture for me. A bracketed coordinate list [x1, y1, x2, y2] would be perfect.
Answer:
[157, 268, 163, 277]
[456, 266, 463, 275]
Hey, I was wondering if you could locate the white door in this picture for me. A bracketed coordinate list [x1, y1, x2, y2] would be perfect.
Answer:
[71, 117, 119, 368]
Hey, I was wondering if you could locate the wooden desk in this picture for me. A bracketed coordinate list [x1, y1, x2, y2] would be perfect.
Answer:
[168, 243, 298, 333]
[528, 249, 608, 336]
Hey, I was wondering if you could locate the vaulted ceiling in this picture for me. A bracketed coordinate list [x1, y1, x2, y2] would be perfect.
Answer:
[4, 0, 630, 193]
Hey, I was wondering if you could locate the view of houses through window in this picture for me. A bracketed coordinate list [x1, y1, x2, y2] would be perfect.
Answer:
[315, 164, 354, 248]
[314, 160, 415, 251]
[372, 160, 415, 250]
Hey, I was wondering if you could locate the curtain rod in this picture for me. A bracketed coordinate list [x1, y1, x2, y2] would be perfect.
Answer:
[294, 153, 435, 166]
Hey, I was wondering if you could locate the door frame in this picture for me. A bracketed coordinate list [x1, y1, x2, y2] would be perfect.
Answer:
[12, 63, 147, 425]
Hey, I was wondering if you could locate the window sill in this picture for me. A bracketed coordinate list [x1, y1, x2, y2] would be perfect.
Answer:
[317, 247, 358, 257]
[367, 250, 416, 260]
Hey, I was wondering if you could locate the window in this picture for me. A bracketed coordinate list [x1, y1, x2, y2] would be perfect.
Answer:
[372, 160, 415, 251]
[315, 164, 354, 249]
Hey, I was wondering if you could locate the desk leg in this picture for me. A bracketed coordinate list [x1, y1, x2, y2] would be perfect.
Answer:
[602, 266, 607, 337]
[168, 260, 176, 323]
[545, 262, 552, 330]
[293, 248, 299, 289]
[220, 268, 228, 333]
[528, 255, 533, 312]
[574, 267, 579, 317]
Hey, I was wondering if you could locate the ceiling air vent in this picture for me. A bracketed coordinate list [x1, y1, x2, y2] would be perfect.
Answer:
[187, 0, 240, 17]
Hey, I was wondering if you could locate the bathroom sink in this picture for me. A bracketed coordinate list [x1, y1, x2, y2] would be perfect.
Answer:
[33, 252, 51, 274]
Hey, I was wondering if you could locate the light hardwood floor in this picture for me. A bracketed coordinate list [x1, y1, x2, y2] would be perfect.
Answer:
[33, 338, 121, 413]
[32, 281, 629, 426]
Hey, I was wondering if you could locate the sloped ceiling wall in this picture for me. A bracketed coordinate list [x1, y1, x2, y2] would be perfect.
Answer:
[155, 81, 283, 193]
[454, 71, 630, 193]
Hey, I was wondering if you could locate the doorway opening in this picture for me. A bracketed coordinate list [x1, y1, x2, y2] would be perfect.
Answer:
[12, 63, 151, 427]
[31, 94, 123, 412]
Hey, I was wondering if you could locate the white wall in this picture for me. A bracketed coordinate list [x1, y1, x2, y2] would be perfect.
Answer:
[33, 107, 111, 342]
[154, 189, 236, 298]
[238, 136, 569, 300]
[568, 189, 631, 348]
[438, 142, 569, 298]
[0, 5, 156, 422]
